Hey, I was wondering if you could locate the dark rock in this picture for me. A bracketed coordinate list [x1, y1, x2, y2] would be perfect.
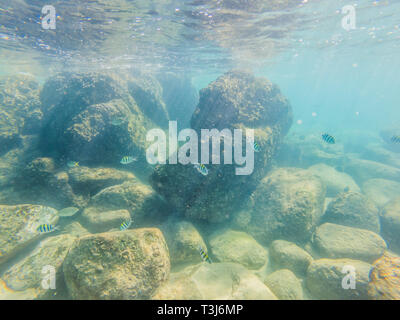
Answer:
[244, 167, 325, 245]
[157, 73, 199, 128]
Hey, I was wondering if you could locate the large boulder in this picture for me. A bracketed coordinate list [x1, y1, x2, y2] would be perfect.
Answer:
[68, 166, 135, 196]
[80, 208, 131, 233]
[159, 218, 207, 267]
[368, 253, 400, 300]
[269, 240, 313, 277]
[152, 262, 277, 300]
[307, 163, 360, 197]
[312, 223, 386, 263]
[343, 158, 400, 184]
[380, 197, 400, 253]
[14, 157, 87, 209]
[362, 178, 400, 208]
[244, 167, 325, 245]
[63, 228, 170, 300]
[264, 269, 304, 300]
[0, 74, 42, 144]
[306, 259, 372, 300]
[322, 192, 380, 233]
[209, 229, 268, 270]
[86, 181, 168, 226]
[0, 205, 59, 266]
[151, 70, 293, 223]
[1, 234, 75, 300]
[38, 73, 156, 171]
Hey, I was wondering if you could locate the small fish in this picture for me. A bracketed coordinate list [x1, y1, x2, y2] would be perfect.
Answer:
[253, 141, 261, 152]
[67, 161, 79, 168]
[343, 186, 350, 192]
[194, 163, 208, 176]
[111, 117, 126, 126]
[120, 219, 132, 231]
[390, 135, 400, 144]
[120, 156, 137, 165]
[322, 133, 335, 144]
[37, 224, 58, 234]
[198, 245, 212, 264]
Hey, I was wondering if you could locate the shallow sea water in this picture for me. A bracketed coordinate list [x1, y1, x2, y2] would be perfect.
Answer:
[0, 0, 399, 300]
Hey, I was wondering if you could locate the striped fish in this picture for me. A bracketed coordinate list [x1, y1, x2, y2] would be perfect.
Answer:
[322, 133, 335, 144]
[37, 224, 58, 234]
[120, 219, 132, 231]
[194, 164, 208, 176]
[120, 156, 137, 165]
[253, 141, 261, 152]
[198, 245, 212, 264]
[391, 135, 400, 144]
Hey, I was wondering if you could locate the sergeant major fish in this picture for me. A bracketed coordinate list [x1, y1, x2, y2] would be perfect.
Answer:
[198, 245, 212, 264]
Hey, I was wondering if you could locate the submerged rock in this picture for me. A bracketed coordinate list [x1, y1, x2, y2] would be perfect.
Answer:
[63, 228, 170, 300]
[80, 208, 131, 233]
[368, 253, 400, 300]
[245, 167, 325, 245]
[0, 205, 59, 266]
[362, 143, 400, 168]
[127, 73, 169, 128]
[307, 163, 360, 197]
[276, 133, 345, 169]
[151, 70, 293, 223]
[87, 181, 167, 225]
[362, 178, 400, 208]
[322, 192, 380, 233]
[68, 166, 136, 196]
[152, 262, 277, 300]
[264, 269, 303, 300]
[269, 240, 313, 277]
[380, 123, 400, 153]
[160, 218, 206, 267]
[380, 197, 400, 253]
[209, 229, 268, 270]
[312, 223, 386, 263]
[306, 259, 372, 300]
[14, 157, 87, 209]
[1, 234, 75, 300]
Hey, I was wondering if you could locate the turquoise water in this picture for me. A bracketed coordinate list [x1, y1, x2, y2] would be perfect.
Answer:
[0, 0, 399, 300]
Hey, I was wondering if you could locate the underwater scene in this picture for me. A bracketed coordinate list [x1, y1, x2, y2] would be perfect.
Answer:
[0, 0, 399, 301]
